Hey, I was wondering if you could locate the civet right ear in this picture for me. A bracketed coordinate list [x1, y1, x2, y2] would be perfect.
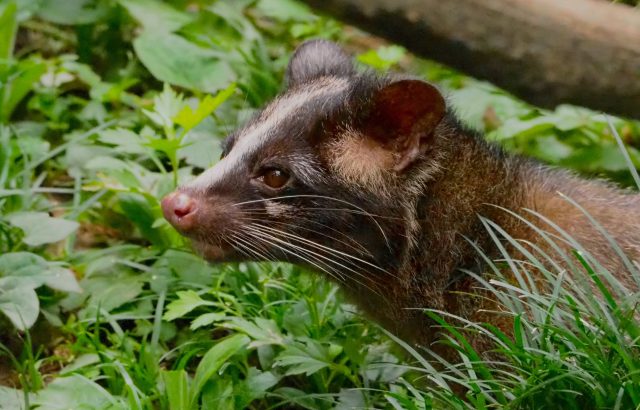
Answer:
[363, 79, 446, 172]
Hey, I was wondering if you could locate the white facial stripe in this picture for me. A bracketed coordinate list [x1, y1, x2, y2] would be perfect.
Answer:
[186, 77, 349, 191]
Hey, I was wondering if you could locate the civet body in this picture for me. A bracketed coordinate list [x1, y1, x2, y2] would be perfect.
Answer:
[162, 41, 640, 354]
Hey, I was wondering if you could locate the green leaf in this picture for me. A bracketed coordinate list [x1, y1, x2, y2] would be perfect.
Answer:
[448, 86, 529, 131]
[495, 116, 556, 141]
[1, 59, 46, 123]
[173, 83, 236, 133]
[43, 266, 82, 293]
[271, 387, 317, 408]
[0, 385, 32, 410]
[357, 45, 406, 71]
[235, 367, 279, 408]
[144, 83, 184, 130]
[86, 156, 143, 189]
[134, 31, 236, 93]
[255, 0, 314, 22]
[37, 0, 109, 25]
[7, 212, 79, 247]
[226, 317, 285, 347]
[82, 275, 144, 314]
[563, 144, 640, 173]
[118, 193, 169, 247]
[144, 137, 182, 157]
[64, 142, 112, 174]
[178, 123, 223, 168]
[0, 251, 46, 273]
[274, 348, 327, 376]
[200, 378, 234, 410]
[0, 252, 81, 293]
[98, 128, 147, 154]
[32, 374, 127, 409]
[190, 312, 225, 330]
[0, 386, 26, 410]
[190, 334, 250, 408]
[163, 290, 214, 321]
[274, 340, 342, 376]
[151, 250, 217, 287]
[0, 285, 39, 330]
[119, 0, 192, 32]
[336, 389, 366, 410]
[0, 1, 17, 60]
[161, 370, 190, 410]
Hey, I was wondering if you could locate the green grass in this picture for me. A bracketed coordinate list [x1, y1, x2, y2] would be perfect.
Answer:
[0, 0, 639, 409]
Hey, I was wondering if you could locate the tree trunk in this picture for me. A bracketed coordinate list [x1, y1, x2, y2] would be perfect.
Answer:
[300, 0, 640, 119]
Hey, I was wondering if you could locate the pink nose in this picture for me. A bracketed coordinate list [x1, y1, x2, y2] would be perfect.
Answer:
[161, 192, 197, 232]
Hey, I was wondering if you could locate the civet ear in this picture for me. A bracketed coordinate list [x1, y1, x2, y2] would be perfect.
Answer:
[364, 79, 446, 172]
[286, 40, 355, 88]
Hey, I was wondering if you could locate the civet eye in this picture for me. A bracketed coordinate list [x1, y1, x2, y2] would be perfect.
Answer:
[261, 168, 289, 189]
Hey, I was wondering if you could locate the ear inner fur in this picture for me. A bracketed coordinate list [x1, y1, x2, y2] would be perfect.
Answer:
[327, 128, 397, 196]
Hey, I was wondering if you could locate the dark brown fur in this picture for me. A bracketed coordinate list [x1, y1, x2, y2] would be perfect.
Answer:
[336, 113, 640, 356]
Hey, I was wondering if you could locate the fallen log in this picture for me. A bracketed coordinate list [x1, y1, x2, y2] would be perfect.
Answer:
[300, 0, 640, 119]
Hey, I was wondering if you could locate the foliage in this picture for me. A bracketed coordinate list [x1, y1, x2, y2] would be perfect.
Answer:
[0, 0, 639, 409]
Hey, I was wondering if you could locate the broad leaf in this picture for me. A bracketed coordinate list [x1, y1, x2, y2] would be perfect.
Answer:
[255, 0, 314, 22]
[81, 275, 144, 314]
[0, 385, 31, 410]
[98, 128, 147, 154]
[178, 123, 223, 168]
[163, 290, 214, 321]
[0, 252, 81, 294]
[274, 341, 342, 376]
[0, 285, 39, 330]
[118, 193, 170, 247]
[190, 312, 225, 330]
[225, 317, 284, 347]
[190, 334, 250, 407]
[133, 31, 235, 93]
[0, 251, 46, 273]
[37, 0, 109, 25]
[120, 0, 192, 32]
[0, 1, 17, 60]
[43, 266, 82, 293]
[85, 156, 143, 189]
[0, 59, 46, 122]
[161, 370, 190, 410]
[235, 367, 279, 408]
[32, 374, 127, 409]
[357, 46, 406, 71]
[7, 212, 79, 247]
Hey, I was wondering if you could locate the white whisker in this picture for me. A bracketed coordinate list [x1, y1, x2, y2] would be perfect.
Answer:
[253, 222, 393, 277]
[244, 226, 346, 284]
[247, 224, 383, 296]
[233, 194, 392, 250]
[238, 213, 373, 258]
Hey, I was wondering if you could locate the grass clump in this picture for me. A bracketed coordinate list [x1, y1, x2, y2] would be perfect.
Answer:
[420, 205, 640, 409]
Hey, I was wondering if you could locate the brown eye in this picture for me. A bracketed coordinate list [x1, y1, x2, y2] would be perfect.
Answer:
[262, 169, 289, 189]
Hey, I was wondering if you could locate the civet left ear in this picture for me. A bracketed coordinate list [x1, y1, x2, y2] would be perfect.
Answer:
[286, 40, 355, 88]
[363, 79, 446, 172]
